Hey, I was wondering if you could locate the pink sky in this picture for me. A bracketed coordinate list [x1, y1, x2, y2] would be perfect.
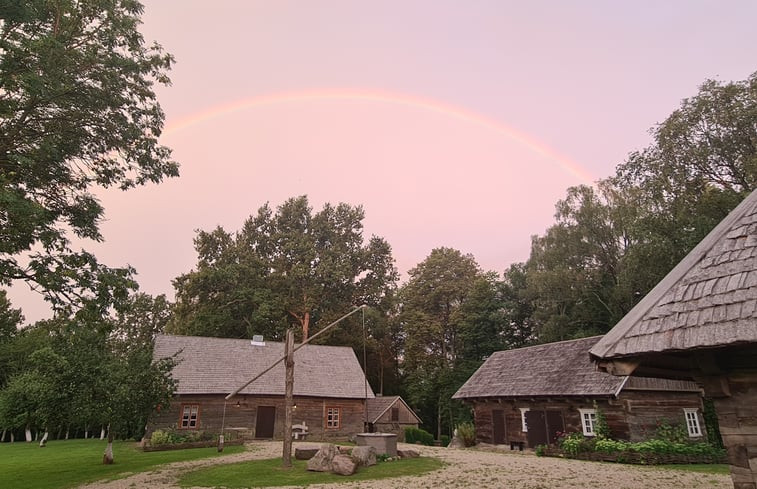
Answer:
[9, 0, 757, 324]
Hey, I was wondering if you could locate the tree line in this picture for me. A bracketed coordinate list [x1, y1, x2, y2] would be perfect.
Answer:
[2, 0, 757, 451]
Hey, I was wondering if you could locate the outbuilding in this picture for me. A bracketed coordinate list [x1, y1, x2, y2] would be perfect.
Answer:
[365, 395, 422, 440]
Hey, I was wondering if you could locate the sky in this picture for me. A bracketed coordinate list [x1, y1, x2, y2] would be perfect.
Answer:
[8, 0, 757, 324]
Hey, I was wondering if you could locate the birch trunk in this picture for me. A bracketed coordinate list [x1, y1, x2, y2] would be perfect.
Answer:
[1, 429, 5, 442]
[39, 431, 49, 447]
[100, 426, 106, 440]
[25, 425, 32, 442]
[10, 432, 14, 443]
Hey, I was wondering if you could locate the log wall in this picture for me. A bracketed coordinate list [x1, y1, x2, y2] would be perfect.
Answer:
[146, 394, 366, 441]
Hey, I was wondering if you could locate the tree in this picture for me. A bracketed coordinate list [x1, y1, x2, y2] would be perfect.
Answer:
[1, 0, 178, 308]
[169, 196, 399, 342]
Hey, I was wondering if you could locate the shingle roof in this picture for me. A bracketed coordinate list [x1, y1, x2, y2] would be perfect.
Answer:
[365, 396, 422, 423]
[591, 190, 757, 361]
[453, 336, 627, 399]
[154, 334, 375, 399]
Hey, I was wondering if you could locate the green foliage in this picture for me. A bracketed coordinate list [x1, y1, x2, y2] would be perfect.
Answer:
[703, 399, 723, 449]
[455, 422, 476, 447]
[149, 429, 218, 446]
[556, 430, 726, 460]
[534, 444, 547, 456]
[0, 438, 244, 489]
[0, 0, 178, 307]
[593, 402, 611, 439]
[654, 419, 690, 444]
[178, 455, 445, 488]
[404, 427, 435, 446]
[440, 434, 450, 446]
[557, 432, 595, 456]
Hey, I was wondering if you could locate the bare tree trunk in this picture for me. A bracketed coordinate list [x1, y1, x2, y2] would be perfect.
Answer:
[1, 429, 5, 442]
[84, 425, 89, 439]
[302, 311, 310, 341]
[39, 430, 49, 447]
[103, 427, 114, 465]
[10, 432, 14, 443]
[100, 426, 106, 440]
[436, 395, 442, 441]
[65, 426, 70, 440]
[282, 328, 295, 468]
[25, 425, 32, 442]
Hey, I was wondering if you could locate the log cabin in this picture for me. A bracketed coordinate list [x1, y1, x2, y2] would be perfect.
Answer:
[453, 336, 704, 449]
[365, 395, 421, 441]
[591, 189, 757, 489]
[147, 334, 374, 441]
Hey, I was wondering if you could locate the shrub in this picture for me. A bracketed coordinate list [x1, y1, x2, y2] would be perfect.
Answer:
[534, 444, 547, 456]
[456, 422, 476, 447]
[404, 427, 435, 446]
[440, 434, 450, 447]
[150, 429, 172, 446]
[654, 419, 689, 444]
[557, 432, 594, 456]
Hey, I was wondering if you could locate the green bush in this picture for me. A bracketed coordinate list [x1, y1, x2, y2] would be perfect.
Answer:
[404, 427, 435, 446]
[150, 429, 222, 446]
[440, 434, 450, 447]
[558, 432, 595, 456]
[653, 420, 689, 444]
[150, 429, 172, 446]
[455, 422, 476, 447]
[534, 444, 547, 456]
[555, 430, 725, 460]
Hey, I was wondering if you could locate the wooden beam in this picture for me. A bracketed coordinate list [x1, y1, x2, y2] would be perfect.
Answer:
[597, 359, 639, 376]
[282, 329, 294, 468]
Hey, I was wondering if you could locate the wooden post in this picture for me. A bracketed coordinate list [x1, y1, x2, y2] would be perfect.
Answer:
[282, 328, 295, 468]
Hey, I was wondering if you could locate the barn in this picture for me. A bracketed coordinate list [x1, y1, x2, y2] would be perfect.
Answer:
[453, 336, 704, 449]
[591, 189, 757, 489]
[365, 395, 421, 440]
[147, 334, 374, 441]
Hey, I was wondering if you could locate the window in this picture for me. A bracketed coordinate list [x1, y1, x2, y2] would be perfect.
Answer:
[180, 404, 199, 429]
[684, 409, 702, 437]
[519, 408, 530, 432]
[578, 409, 596, 436]
[391, 407, 399, 422]
[326, 407, 341, 429]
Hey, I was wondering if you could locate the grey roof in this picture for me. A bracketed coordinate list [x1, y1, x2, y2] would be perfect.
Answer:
[591, 189, 757, 361]
[453, 336, 627, 399]
[154, 334, 375, 399]
[365, 396, 422, 423]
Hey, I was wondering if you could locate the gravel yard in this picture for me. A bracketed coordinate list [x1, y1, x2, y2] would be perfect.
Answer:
[77, 441, 731, 489]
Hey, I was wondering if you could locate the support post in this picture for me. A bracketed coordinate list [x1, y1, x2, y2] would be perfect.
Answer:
[282, 328, 295, 468]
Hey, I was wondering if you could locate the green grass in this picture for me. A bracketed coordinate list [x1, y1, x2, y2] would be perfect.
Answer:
[0, 438, 245, 489]
[179, 456, 446, 488]
[654, 463, 730, 475]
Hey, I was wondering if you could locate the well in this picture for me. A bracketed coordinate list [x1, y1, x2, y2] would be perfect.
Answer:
[355, 432, 397, 456]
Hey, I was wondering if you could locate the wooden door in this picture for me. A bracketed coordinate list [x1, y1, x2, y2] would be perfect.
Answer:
[255, 406, 276, 439]
[525, 410, 547, 447]
[545, 410, 565, 444]
[492, 409, 506, 444]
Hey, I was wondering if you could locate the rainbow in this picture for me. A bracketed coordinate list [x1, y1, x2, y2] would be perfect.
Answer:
[163, 88, 596, 185]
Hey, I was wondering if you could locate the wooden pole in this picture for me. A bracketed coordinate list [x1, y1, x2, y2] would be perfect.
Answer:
[282, 328, 295, 468]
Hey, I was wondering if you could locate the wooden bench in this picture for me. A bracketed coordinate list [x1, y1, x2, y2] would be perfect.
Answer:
[292, 422, 309, 440]
[509, 441, 525, 451]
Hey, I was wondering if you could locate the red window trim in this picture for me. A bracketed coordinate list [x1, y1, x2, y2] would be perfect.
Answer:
[179, 404, 200, 429]
[326, 406, 341, 429]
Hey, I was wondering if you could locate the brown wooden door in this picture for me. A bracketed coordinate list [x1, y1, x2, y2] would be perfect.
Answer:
[545, 410, 565, 444]
[492, 409, 506, 444]
[525, 410, 547, 447]
[255, 406, 276, 439]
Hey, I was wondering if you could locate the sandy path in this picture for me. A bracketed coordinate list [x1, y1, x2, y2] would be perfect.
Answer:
[77, 441, 732, 489]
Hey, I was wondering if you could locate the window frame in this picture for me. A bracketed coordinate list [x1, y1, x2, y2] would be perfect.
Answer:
[326, 406, 341, 429]
[179, 404, 200, 429]
[684, 408, 702, 437]
[578, 408, 596, 437]
[519, 408, 530, 432]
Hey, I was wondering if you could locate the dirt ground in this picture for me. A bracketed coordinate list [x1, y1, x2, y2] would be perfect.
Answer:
[77, 441, 732, 489]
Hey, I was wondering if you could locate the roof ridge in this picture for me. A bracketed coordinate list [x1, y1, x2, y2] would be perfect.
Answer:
[493, 335, 603, 356]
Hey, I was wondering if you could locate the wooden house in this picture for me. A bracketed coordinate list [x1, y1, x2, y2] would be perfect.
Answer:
[147, 334, 374, 441]
[453, 336, 704, 449]
[591, 189, 757, 489]
[365, 395, 421, 440]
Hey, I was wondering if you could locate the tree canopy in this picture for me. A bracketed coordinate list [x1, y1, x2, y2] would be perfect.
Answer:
[0, 0, 178, 308]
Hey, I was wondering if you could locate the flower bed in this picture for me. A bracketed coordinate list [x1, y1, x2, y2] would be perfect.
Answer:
[539, 446, 726, 464]
[142, 438, 245, 452]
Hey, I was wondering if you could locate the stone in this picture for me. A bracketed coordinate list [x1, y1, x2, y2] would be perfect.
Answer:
[351, 446, 377, 466]
[295, 447, 319, 460]
[397, 449, 420, 458]
[331, 454, 358, 476]
[306, 444, 337, 472]
[447, 434, 465, 448]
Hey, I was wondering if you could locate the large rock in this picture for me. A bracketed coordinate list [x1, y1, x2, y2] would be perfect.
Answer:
[351, 446, 377, 467]
[397, 448, 420, 458]
[306, 444, 337, 472]
[447, 434, 465, 448]
[295, 447, 319, 460]
[331, 454, 358, 475]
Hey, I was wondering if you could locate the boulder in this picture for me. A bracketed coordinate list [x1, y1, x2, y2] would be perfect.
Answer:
[351, 446, 377, 467]
[397, 448, 420, 458]
[331, 454, 358, 475]
[295, 447, 319, 460]
[306, 444, 337, 472]
[447, 434, 465, 448]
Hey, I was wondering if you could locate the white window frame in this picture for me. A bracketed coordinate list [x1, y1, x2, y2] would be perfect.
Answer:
[519, 408, 530, 432]
[578, 408, 596, 437]
[684, 408, 702, 437]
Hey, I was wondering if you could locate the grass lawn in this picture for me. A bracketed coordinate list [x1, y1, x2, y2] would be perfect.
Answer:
[178, 456, 446, 488]
[0, 438, 245, 489]
[655, 464, 730, 475]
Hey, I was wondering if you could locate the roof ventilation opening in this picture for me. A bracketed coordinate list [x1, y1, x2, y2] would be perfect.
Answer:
[250, 335, 265, 346]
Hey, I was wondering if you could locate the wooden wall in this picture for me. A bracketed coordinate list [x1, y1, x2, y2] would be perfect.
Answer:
[469, 390, 703, 448]
[371, 401, 419, 441]
[146, 394, 366, 441]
